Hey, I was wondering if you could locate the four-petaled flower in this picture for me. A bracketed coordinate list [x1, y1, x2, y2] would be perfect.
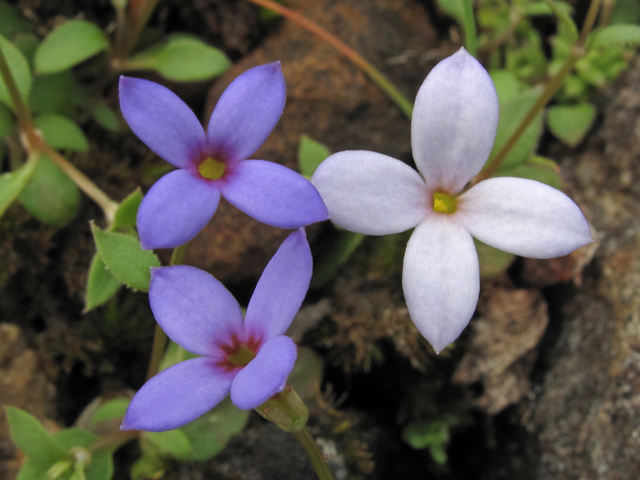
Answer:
[312, 49, 593, 354]
[121, 229, 312, 432]
[119, 62, 328, 250]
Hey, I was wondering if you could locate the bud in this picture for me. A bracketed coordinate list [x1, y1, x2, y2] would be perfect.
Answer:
[255, 386, 309, 433]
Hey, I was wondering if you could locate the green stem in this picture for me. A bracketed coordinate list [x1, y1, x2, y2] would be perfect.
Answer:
[145, 243, 189, 381]
[291, 427, 336, 480]
[462, 0, 478, 57]
[0, 42, 35, 138]
[88, 429, 138, 452]
[473, 0, 602, 184]
[244, 0, 413, 117]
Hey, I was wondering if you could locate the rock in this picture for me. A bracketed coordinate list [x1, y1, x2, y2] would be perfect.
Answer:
[185, 0, 438, 283]
[524, 57, 640, 480]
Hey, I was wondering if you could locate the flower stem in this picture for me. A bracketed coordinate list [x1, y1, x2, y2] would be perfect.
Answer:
[291, 427, 336, 480]
[473, 0, 602, 184]
[0, 45, 119, 224]
[145, 243, 189, 381]
[244, 0, 413, 117]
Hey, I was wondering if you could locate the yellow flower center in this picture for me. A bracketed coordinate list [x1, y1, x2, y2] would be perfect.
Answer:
[433, 192, 457, 214]
[226, 345, 256, 367]
[198, 157, 226, 180]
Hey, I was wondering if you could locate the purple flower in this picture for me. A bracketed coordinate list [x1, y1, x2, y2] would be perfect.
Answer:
[312, 49, 593, 354]
[121, 229, 312, 432]
[119, 63, 328, 250]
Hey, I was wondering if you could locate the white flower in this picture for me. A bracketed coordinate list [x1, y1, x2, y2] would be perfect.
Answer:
[312, 48, 593, 354]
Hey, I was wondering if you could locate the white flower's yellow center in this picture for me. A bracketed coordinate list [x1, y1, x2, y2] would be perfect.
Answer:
[198, 157, 226, 180]
[433, 192, 456, 214]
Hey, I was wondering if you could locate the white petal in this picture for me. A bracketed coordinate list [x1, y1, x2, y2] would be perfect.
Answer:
[311, 151, 428, 235]
[457, 177, 593, 259]
[411, 48, 499, 194]
[403, 216, 480, 354]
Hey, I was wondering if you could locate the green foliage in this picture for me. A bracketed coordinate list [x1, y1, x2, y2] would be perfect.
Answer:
[547, 103, 595, 147]
[19, 155, 81, 226]
[91, 398, 130, 425]
[90, 102, 120, 132]
[588, 25, 640, 48]
[35, 113, 89, 151]
[113, 188, 143, 230]
[402, 419, 452, 465]
[128, 36, 230, 82]
[29, 71, 82, 117]
[0, 2, 33, 39]
[0, 102, 14, 137]
[34, 20, 109, 74]
[610, 0, 640, 25]
[311, 231, 365, 289]
[475, 239, 515, 279]
[0, 153, 39, 220]
[298, 135, 331, 178]
[436, 0, 478, 55]
[489, 69, 523, 104]
[91, 223, 160, 292]
[145, 430, 193, 459]
[496, 155, 563, 190]
[0, 35, 32, 110]
[85, 253, 122, 312]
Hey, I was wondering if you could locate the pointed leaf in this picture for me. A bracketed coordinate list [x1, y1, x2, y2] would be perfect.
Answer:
[90, 103, 120, 132]
[128, 36, 230, 82]
[16, 458, 51, 480]
[5, 407, 68, 468]
[496, 155, 563, 190]
[19, 154, 81, 226]
[91, 398, 131, 425]
[113, 188, 143, 230]
[0, 34, 32, 110]
[547, 103, 596, 147]
[34, 20, 109, 74]
[35, 113, 89, 151]
[298, 135, 331, 178]
[0, 152, 39, 219]
[145, 430, 193, 460]
[91, 223, 160, 292]
[84, 252, 122, 312]
[588, 25, 640, 48]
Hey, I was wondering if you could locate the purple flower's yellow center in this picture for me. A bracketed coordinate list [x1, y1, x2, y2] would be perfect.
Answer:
[226, 344, 256, 367]
[433, 192, 456, 214]
[198, 157, 226, 180]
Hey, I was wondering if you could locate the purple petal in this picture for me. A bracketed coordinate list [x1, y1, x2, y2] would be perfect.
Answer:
[411, 49, 499, 194]
[119, 76, 206, 168]
[137, 169, 220, 250]
[457, 177, 593, 258]
[403, 216, 480, 354]
[207, 63, 286, 162]
[312, 151, 428, 235]
[220, 160, 328, 228]
[244, 229, 312, 340]
[230, 336, 297, 410]
[121, 357, 234, 432]
[149, 265, 244, 357]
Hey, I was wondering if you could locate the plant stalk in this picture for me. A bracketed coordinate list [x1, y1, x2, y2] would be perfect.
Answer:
[291, 427, 336, 480]
[244, 0, 413, 117]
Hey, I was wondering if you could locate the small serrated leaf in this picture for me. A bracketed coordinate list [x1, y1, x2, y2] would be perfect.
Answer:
[85, 252, 122, 312]
[5, 407, 69, 468]
[34, 20, 109, 74]
[91, 223, 160, 292]
[35, 113, 90, 151]
[298, 135, 331, 178]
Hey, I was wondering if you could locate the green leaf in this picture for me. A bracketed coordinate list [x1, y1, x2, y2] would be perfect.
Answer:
[488, 87, 544, 169]
[29, 71, 79, 117]
[91, 223, 160, 292]
[180, 398, 250, 461]
[539, 0, 578, 44]
[13, 33, 39, 66]
[0, 101, 15, 138]
[0, 35, 32, 110]
[20, 154, 81, 226]
[159, 341, 199, 372]
[90, 103, 120, 132]
[34, 20, 109, 74]
[0, 2, 32, 39]
[113, 188, 143, 230]
[297, 135, 331, 178]
[130, 454, 164, 480]
[91, 398, 130, 425]
[546, 103, 596, 147]
[428, 444, 447, 465]
[54, 428, 97, 449]
[475, 239, 515, 279]
[310, 231, 366, 289]
[85, 253, 122, 312]
[588, 25, 640, 48]
[145, 430, 193, 460]
[436, 0, 477, 56]
[16, 458, 51, 480]
[610, 0, 640, 26]
[5, 407, 69, 468]
[496, 155, 563, 190]
[85, 451, 114, 480]
[128, 36, 230, 82]
[0, 152, 39, 220]
[35, 113, 89, 151]
[287, 347, 324, 402]
[489, 70, 523, 104]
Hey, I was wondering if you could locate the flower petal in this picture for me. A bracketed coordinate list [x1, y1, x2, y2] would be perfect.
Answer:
[456, 177, 593, 258]
[149, 265, 244, 357]
[403, 216, 480, 354]
[119, 76, 206, 168]
[121, 357, 234, 432]
[207, 62, 286, 162]
[411, 48, 499, 194]
[220, 160, 328, 228]
[137, 169, 220, 250]
[230, 336, 297, 410]
[311, 151, 428, 235]
[245, 229, 312, 340]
